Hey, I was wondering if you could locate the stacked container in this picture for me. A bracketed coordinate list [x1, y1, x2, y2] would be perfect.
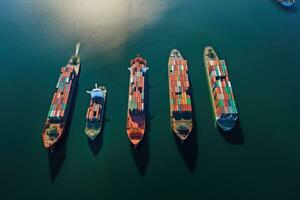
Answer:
[128, 61, 146, 112]
[86, 103, 101, 121]
[47, 66, 75, 121]
[208, 59, 237, 117]
[168, 59, 192, 113]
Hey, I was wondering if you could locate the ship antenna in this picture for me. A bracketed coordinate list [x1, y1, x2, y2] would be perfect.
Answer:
[95, 83, 98, 89]
[75, 42, 80, 56]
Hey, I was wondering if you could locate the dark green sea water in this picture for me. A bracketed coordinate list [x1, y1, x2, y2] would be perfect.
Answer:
[1, 0, 300, 199]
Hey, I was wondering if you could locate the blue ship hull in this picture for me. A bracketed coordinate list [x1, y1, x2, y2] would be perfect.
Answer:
[216, 114, 238, 132]
[279, 0, 295, 7]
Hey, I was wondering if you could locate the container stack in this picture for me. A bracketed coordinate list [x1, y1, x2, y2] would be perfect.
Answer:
[86, 102, 101, 121]
[48, 66, 75, 120]
[208, 60, 237, 116]
[169, 59, 192, 113]
[128, 62, 145, 112]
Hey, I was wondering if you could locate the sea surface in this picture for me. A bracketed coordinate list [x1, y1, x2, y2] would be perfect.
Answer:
[0, 0, 300, 199]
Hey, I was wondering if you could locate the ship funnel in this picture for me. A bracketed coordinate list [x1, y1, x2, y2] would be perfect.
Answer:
[75, 43, 80, 56]
[95, 83, 98, 89]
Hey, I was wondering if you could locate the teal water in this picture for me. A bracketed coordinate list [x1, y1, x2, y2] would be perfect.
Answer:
[1, 0, 300, 199]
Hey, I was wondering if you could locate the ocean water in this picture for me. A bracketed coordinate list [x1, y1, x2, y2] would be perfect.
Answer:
[0, 0, 300, 199]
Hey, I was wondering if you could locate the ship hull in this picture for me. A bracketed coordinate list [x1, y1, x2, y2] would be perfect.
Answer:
[42, 121, 64, 150]
[281, 2, 294, 7]
[204, 47, 238, 132]
[42, 67, 79, 150]
[278, 0, 295, 7]
[85, 89, 106, 140]
[126, 56, 147, 148]
[126, 111, 145, 148]
[216, 114, 238, 132]
[42, 46, 81, 151]
[171, 120, 193, 141]
[168, 49, 193, 142]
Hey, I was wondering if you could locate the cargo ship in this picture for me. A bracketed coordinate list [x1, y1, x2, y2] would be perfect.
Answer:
[126, 55, 148, 148]
[168, 49, 193, 141]
[85, 84, 107, 140]
[204, 47, 238, 132]
[277, 0, 295, 7]
[42, 43, 81, 150]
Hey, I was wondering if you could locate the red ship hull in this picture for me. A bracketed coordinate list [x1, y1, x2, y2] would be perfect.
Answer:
[126, 55, 148, 148]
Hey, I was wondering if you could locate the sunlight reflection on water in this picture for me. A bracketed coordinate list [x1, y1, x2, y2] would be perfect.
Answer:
[18, 0, 176, 56]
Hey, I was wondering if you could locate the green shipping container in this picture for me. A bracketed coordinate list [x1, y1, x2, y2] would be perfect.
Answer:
[187, 98, 191, 105]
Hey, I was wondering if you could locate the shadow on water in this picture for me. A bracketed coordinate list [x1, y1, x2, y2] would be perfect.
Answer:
[87, 133, 103, 156]
[131, 69, 151, 176]
[48, 81, 79, 182]
[131, 130, 150, 176]
[87, 93, 109, 156]
[270, 0, 298, 13]
[218, 120, 245, 145]
[174, 83, 198, 173]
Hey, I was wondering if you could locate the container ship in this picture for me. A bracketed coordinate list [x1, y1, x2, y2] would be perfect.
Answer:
[42, 43, 81, 150]
[126, 55, 148, 148]
[277, 0, 295, 7]
[168, 49, 193, 141]
[204, 47, 238, 132]
[85, 84, 107, 140]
